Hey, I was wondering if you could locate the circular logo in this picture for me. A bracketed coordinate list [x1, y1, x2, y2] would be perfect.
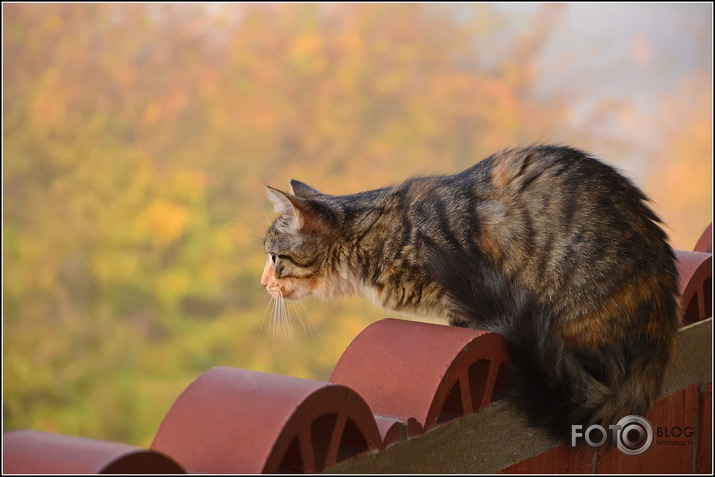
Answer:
[615, 415, 653, 456]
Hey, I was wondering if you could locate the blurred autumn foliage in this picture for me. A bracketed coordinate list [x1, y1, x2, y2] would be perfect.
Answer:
[3, 3, 711, 446]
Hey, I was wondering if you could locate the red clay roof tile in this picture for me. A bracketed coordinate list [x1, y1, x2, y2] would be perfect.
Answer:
[149, 366, 380, 473]
[329, 318, 510, 431]
[2, 429, 184, 474]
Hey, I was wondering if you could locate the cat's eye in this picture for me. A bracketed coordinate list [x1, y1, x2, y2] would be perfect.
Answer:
[270, 253, 277, 264]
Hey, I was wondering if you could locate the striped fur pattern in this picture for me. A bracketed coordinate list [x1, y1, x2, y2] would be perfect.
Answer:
[261, 144, 680, 439]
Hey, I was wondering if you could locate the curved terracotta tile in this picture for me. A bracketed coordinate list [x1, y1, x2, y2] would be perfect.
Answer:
[674, 250, 712, 325]
[329, 318, 510, 431]
[694, 223, 712, 253]
[373, 415, 424, 449]
[150, 366, 380, 473]
[2, 429, 184, 474]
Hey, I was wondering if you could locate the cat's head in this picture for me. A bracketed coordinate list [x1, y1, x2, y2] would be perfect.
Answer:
[261, 180, 342, 300]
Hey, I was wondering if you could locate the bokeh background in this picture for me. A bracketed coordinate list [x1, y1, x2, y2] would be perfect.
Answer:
[3, 3, 712, 447]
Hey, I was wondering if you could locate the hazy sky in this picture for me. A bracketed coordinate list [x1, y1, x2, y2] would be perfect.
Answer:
[494, 3, 710, 98]
[490, 2, 712, 173]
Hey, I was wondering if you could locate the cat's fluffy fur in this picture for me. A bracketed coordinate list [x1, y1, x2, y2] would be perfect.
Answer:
[262, 144, 680, 439]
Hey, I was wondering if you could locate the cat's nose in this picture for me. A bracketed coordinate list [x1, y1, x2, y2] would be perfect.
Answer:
[261, 261, 272, 288]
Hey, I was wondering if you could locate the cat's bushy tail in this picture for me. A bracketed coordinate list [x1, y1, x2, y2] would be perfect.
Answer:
[427, 245, 662, 440]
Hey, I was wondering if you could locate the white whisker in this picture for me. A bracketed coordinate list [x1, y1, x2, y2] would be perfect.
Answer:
[291, 301, 306, 331]
[290, 301, 308, 345]
[273, 289, 291, 342]
[298, 299, 318, 334]
[282, 296, 293, 340]
[272, 296, 280, 348]
[260, 290, 319, 354]
[261, 296, 275, 335]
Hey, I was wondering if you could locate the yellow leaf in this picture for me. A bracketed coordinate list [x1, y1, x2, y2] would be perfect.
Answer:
[138, 199, 189, 246]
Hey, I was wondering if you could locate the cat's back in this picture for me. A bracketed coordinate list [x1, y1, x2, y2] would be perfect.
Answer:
[466, 145, 678, 319]
[476, 144, 644, 203]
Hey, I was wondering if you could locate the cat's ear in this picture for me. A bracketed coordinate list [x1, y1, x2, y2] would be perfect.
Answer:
[289, 179, 322, 198]
[266, 186, 333, 233]
[266, 186, 295, 216]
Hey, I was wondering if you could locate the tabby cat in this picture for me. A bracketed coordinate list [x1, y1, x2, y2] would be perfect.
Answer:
[261, 144, 680, 439]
